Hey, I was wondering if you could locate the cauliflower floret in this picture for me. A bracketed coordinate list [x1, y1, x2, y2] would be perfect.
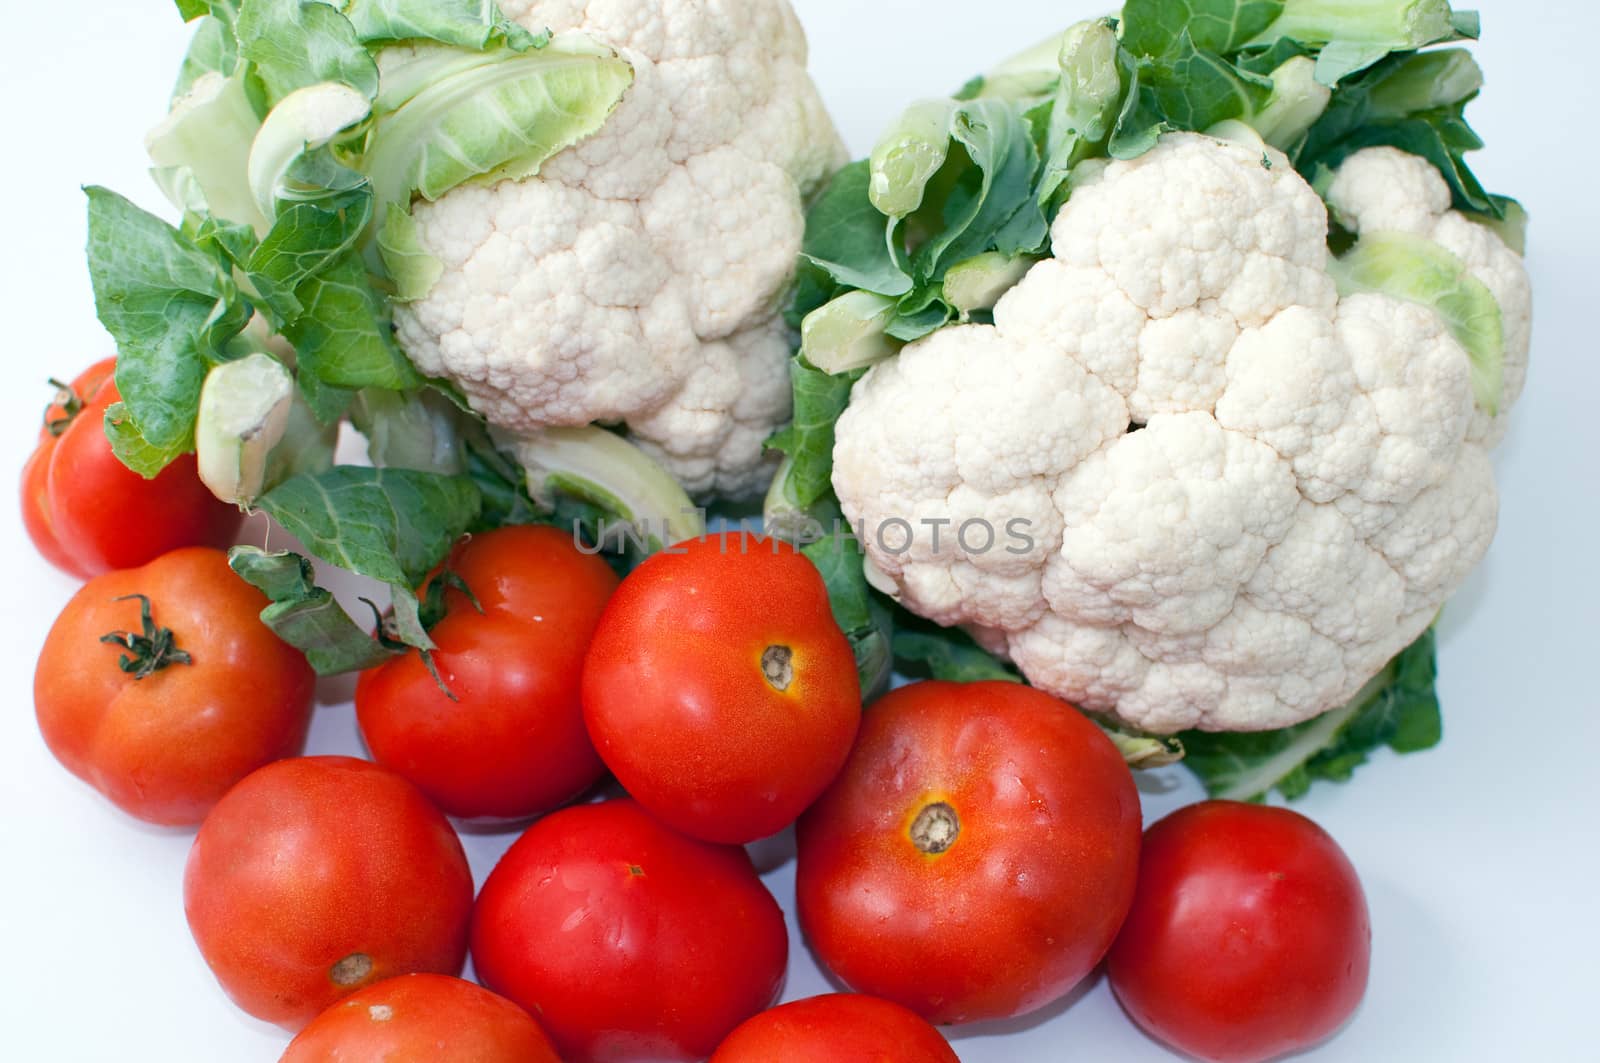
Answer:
[834, 326, 1129, 632]
[1323, 146, 1533, 445]
[833, 133, 1527, 733]
[1043, 412, 1302, 639]
[395, 0, 847, 498]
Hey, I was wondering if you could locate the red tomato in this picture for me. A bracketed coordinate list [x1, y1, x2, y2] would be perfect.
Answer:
[356, 525, 618, 822]
[33, 547, 315, 826]
[21, 358, 240, 579]
[710, 994, 959, 1063]
[184, 756, 475, 1031]
[471, 799, 789, 1063]
[796, 680, 1142, 1025]
[1107, 801, 1372, 1063]
[19, 362, 115, 576]
[280, 974, 560, 1063]
[582, 534, 860, 844]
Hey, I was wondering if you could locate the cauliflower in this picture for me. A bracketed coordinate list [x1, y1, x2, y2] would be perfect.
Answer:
[88, 0, 852, 667]
[831, 133, 1529, 734]
[394, 0, 846, 498]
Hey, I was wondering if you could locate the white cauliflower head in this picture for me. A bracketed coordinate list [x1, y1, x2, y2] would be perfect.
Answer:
[394, 0, 847, 498]
[832, 133, 1529, 733]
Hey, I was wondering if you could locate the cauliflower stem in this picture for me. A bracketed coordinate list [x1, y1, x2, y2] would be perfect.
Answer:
[496, 425, 706, 553]
[1181, 629, 1442, 800]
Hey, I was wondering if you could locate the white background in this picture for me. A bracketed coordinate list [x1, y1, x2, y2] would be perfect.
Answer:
[2, 1, 1597, 1059]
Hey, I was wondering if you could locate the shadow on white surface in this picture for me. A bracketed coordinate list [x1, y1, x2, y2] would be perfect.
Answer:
[947, 969, 1108, 1043]
[747, 824, 799, 875]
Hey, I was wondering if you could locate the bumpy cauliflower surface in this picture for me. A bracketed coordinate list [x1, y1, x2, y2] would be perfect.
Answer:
[832, 133, 1530, 734]
[394, 0, 847, 498]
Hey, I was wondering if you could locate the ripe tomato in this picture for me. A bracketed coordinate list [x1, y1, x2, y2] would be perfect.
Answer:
[34, 547, 315, 826]
[1107, 801, 1372, 1063]
[184, 756, 475, 1031]
[710, 993, 960, 1063]
[471, 799, 789, 1063]
[281, 974, 560, 1063]
[796, 680, 1142, 1025]
[356, 525, 618, 822]
[582, 533, 860, 844]
[21, 358, 240, 579]
[20, 360, 116, 576]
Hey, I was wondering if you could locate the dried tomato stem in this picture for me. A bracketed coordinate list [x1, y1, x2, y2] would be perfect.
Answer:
[99, 594, 193, 679]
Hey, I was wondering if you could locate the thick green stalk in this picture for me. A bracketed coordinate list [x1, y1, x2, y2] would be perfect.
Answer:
[801, 291, 902, 375]
[868, 99, 957, 218]
[499, 425, 706, 550]
[1250, 57, 1332, 149]
[1259, 0, 1455, 47]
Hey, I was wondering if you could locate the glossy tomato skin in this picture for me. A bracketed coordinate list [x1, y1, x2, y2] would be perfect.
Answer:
[356, 525, 618, 822]
[1107, 801, 1372, 1063]
[709, 993, 960, 1063]
[582, 534, 861, 844]
[22, 358, 240, 579]
[34, 547, 316, 825]
[184, 756, 475, 1031]
[796, 680, 1142, 1025]
[21, 440, 79, 576]
[471, 798, 789, 1063]
[280, 974, 561, 1063]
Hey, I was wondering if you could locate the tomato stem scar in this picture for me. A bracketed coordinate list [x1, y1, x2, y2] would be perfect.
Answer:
[761, 645, 794, 691]
[329, 953, 373, 986]
[911, 802, 960, 855]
